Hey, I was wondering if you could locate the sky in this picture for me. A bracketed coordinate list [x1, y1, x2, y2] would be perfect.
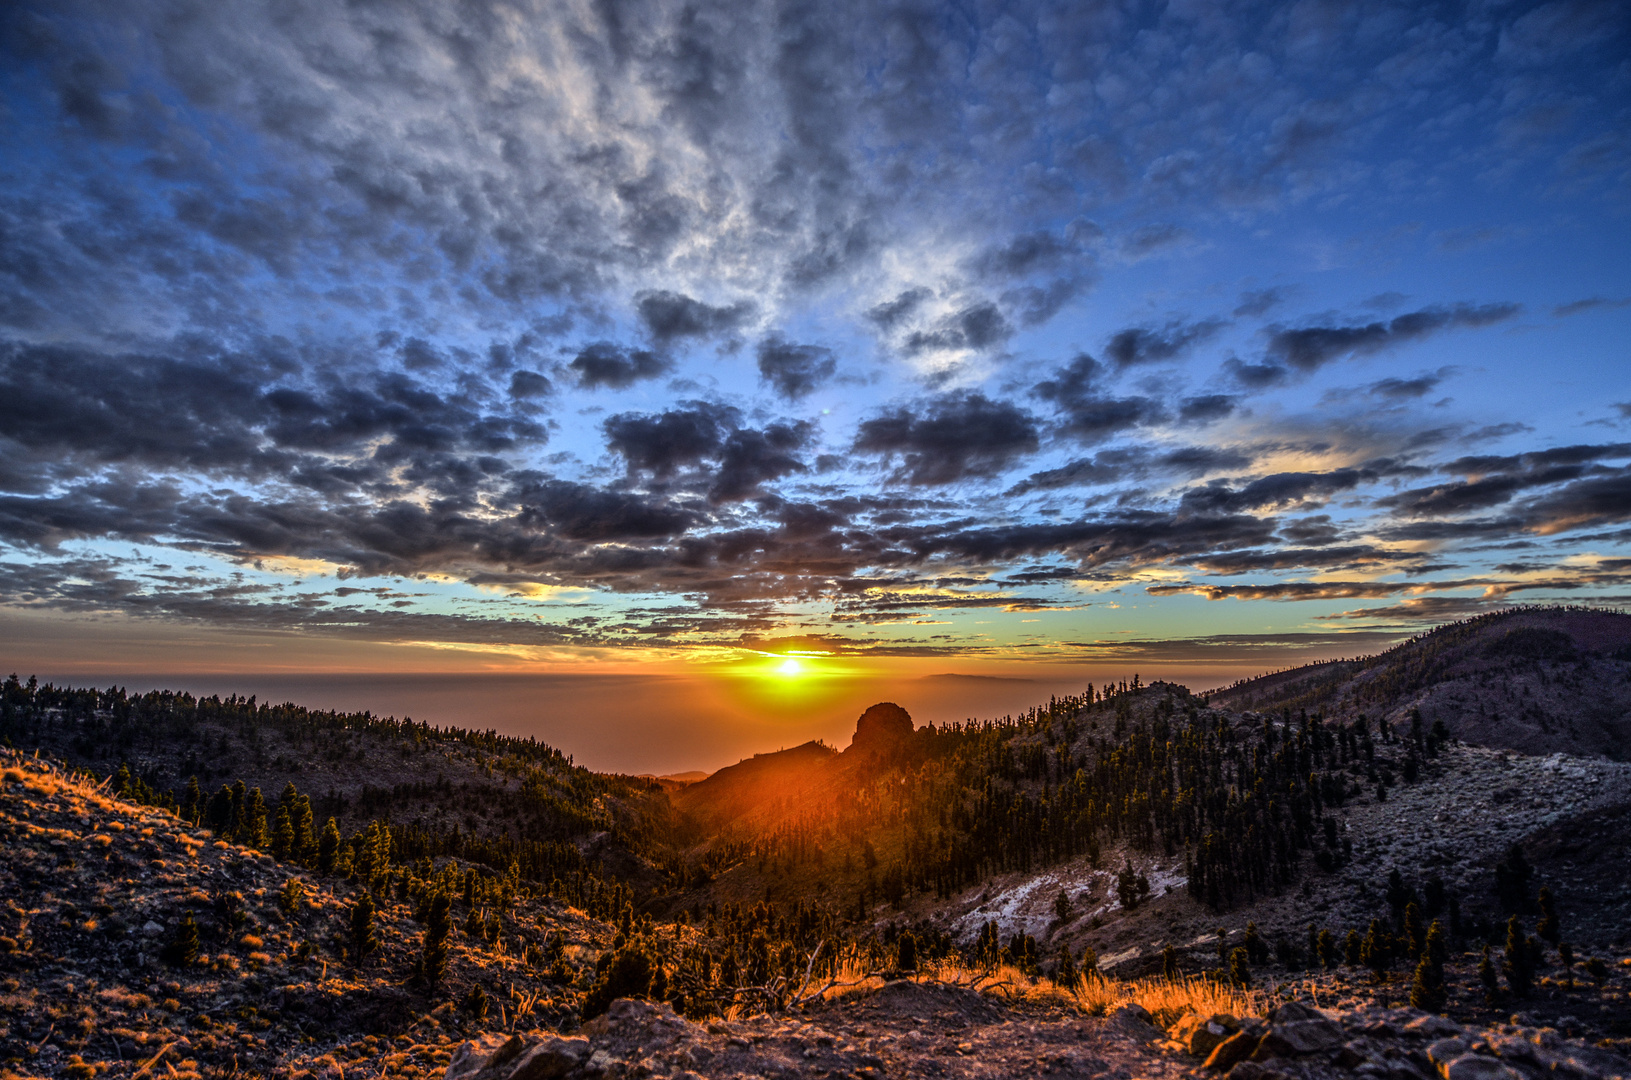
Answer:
[2, 0, 1630, 771]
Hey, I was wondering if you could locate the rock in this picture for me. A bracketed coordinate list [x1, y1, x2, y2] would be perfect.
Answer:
[1106, 1004, 1160, 1043]
[448, 1034, 514, 1080]
[1407, 1015, 1465, 1040]
[1252, 1019, 1346, 1059]
[848, 703, 913, 756]
[1227, 1064, 1284, 1080]
[1205, 1027, 1264, 1072]
[1171, 1013, 1240, 1058]
[1440, 1055, 1524, 1080]
[1268, 1002, 1324, 1024]
[142, 921, 163, 935]
[1427, 1038, 1470, 1065]
[503, 1037, 590, 1080]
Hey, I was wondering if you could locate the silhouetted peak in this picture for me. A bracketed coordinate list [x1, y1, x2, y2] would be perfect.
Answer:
[848, 702, 913, 755]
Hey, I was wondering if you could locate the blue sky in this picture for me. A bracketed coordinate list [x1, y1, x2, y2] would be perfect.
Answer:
[1, 0, 1629, 686]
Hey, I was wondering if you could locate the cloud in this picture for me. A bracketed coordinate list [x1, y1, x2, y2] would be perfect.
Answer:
[755, 336, 837, 399]
[1177, 394, 1238, 424]
[1233, 288, 1286, 318]
[866, 288, 932, 330]
[1368, 368, 1454, 399]
[1553, 296, 1631, 317]
[1264, 303, 1520, 372]
[604, 403, 741, 480]
[569, 343, 670, 389]
[635, 291, 756, 343]
[1105, 319, 1226, 367]
[1032, 354, 1165, 442]
[1180, 468, 1377, 514]
[853, 392, 1039, 485]
[903, 302, 1013, 355]
[513, 479, 696, 541]
[508, 370, 554, 399]
[601, 403, 812, 503]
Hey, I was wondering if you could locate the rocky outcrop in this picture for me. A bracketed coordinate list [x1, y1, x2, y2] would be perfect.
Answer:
[848, 702, 913, 756]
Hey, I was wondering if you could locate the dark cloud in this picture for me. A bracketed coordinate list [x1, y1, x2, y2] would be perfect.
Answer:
[1378, 445, 1631, 518]
[0, 339, 544, 499]
[755, 336, 837, 399]
[903, 302, 1012, 355]
[602, 403, 812, 504]
[1233, 288, 1285, 318]
[1180, 468, 1375, 514]
[866, 287, 931, 330]
[603, 403, 740, 480]
[1105, 319, 1225, 367]
[508, 370, 553, 398]
[1223, 357, 1289, 389]
[708, 423, 814, 503]
[1032, 354, 1165, 443]
[1369, 368, 1452, 399]
[1177, 394, 1237, 424]
[569, 342, 669, 389]
[1553, 296, 1630, 317]
[853, 393, 1039, 485]
[634, 291, 756, 343]
[513, 478, 696, 541]
[1265, 303, 1519, 372]
[1006, 444, 1251, 495]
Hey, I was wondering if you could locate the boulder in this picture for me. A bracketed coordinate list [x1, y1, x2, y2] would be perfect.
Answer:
[1252, 1019, 1346, 1059]
[1170, 1013, 1241, 1058]
[1205, 1026, 1264, 1071]
[1440, 1055, 1525, 1080]
[848, 703, 914, 756]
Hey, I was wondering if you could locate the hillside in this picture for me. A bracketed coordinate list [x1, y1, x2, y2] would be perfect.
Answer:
[1206, 608, 1631, 759]
[0, 677, 675, 892]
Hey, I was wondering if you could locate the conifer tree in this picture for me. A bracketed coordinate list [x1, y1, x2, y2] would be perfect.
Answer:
[1243, 921, 1267, 964]
[1228, 946, 1252, 987]
[317, 817, 342, 875]
[351, 892, 379, 966]
[1054, 943, 1078, 987]
[1536, 886, 1560, 944]
[1404, 902, 1426, 960]
[1162, 944, 1179, 980]
[278, 878, 305, 921]
[1478, 945, 1500, 1004]
[1409, 953, 1445, 1012]
[271, 803, 294, 860]
[164, 913, 200, 967]
[1316, 929, 1337, 970]
[1360, 919, 1391, 980]
[422, 891, 452, 989]
[1343, 928, 1362, 967]
[1502, 915, 1534, 997]
[896, 931, 918, 972]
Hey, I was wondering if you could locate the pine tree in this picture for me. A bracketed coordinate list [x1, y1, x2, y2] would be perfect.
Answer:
[1502, 915, 1534, 997]
[1228, 946, 1252, 987]
[1478, 945, 1501, 1004]
[317, 817, 342, 875]
[1404, 902, 1426, 960]
[350, 892, 379, 966]
[1409, 954, 1445, 1011]
[163, 913, 200, 967]
[1243, 921, 1266, 964]
[422, 891, 452, 989]
[1162, 944, 1179, 980]
[896, 931, 918, 972]
[1494, 844, 1532, 912]
[1053, 944, 1077, 987]
[1535, 886, 1560, 944]
[1316, 929, 1336, 970]
[278, 878, 305, 920]
[1343, 928, 1362, 967]
[271, 803, 294, 860]
[1360, 919, 1391, 980]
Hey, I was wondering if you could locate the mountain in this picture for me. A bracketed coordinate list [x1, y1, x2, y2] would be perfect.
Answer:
[1206, 607, 1631, 759]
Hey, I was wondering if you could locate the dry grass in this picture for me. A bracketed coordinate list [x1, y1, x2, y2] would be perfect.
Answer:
[797, 956, 1268, 1029]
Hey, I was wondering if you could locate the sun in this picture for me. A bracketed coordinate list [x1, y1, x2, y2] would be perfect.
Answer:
[777, 657, 802, 676]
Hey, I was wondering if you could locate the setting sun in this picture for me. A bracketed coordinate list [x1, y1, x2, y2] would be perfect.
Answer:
[778, 658, 802, 676]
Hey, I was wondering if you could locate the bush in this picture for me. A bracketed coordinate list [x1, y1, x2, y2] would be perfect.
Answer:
[582, 947, 654, 1021]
